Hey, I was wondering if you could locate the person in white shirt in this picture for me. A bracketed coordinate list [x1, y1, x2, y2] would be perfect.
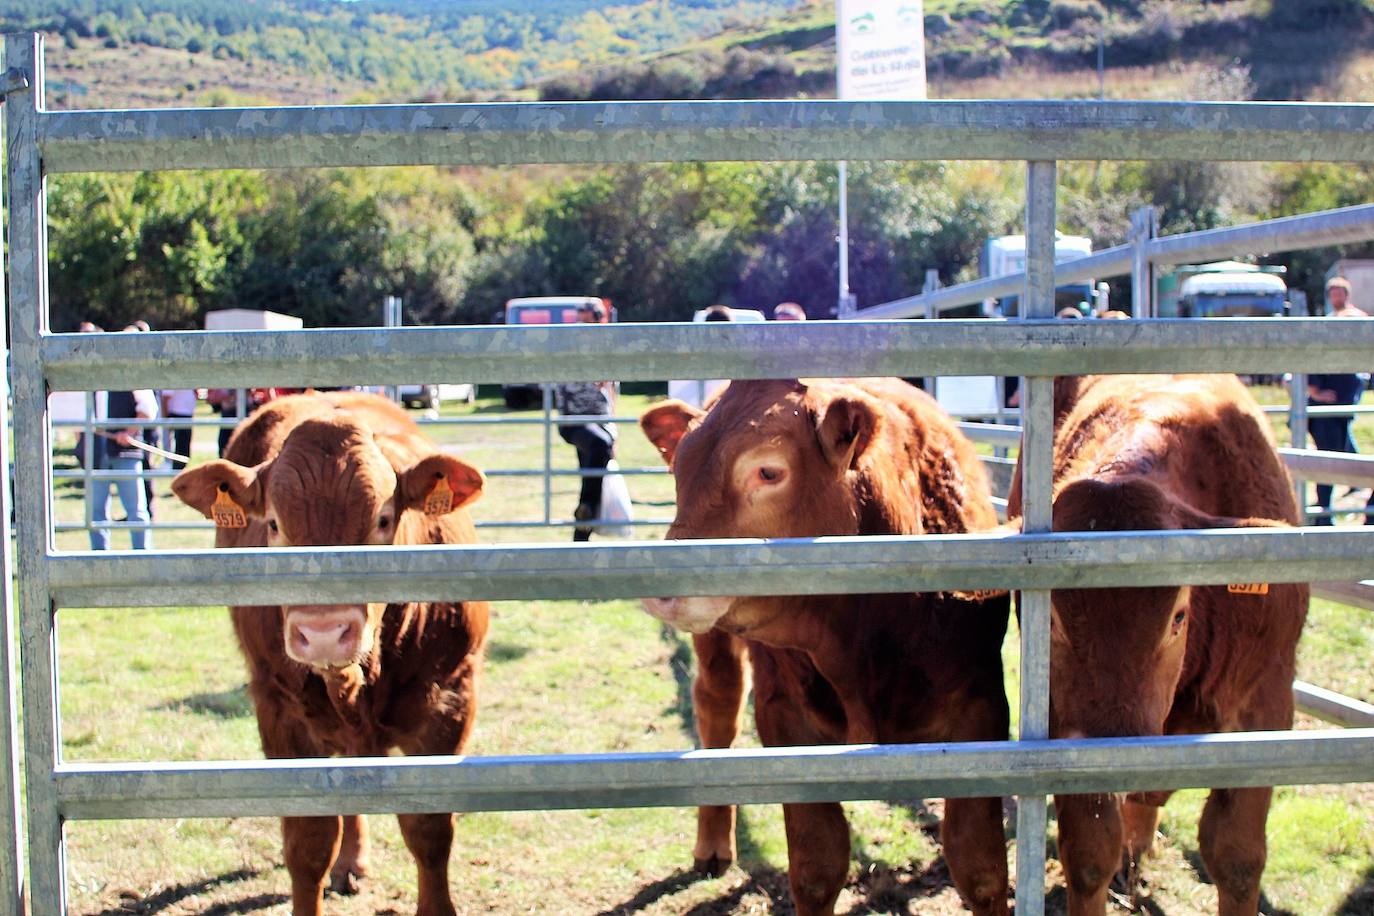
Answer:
[160, 388, 198, 471]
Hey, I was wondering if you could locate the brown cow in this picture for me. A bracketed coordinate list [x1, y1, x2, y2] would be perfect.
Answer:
[640, 378, 1011, 916]
[173, 391, 489, 916]
[1007, 374, 1308, 916]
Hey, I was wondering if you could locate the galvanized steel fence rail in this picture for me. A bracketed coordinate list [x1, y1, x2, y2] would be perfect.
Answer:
[8, 30, 1374, 915]
[48, 402, 674, 536]
[857, 202, 1374, 321]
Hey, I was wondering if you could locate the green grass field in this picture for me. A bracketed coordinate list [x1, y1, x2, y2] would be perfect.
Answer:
[48, 386, 1374, 914]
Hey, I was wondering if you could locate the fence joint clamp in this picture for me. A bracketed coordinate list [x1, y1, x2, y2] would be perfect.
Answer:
[0, 68, 30, 101]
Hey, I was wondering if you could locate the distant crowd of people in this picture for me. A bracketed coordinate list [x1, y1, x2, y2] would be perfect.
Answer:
[72, 281, 1371, 548]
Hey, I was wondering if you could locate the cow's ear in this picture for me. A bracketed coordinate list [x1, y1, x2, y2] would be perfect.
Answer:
[640, 400, 705, 467]
[172, 460, 266, 519]
[399, 454, 485, 515]
[815, 395, 878, 471]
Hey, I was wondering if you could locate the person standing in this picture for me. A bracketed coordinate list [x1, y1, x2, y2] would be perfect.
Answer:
[127, 322, 160, 518]
[160, 387, 199, 471]
[1307, 277, 1368, 525]
[208, 387, 278, 456]
[89, 384, 158, 550]
[555, 300, 617, 542]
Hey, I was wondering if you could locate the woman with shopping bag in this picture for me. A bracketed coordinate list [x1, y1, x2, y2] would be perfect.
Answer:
[554, 300, 631, 541]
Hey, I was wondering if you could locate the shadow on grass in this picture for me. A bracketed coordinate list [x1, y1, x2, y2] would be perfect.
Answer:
[593, 869, 716, 915]
[487, 641, 532, 664]
[92, 868, 285, 915]
[1179, 848, 1297, 916]
[1337, 865, 1374, 914]
[681, 867, 792, 915]
[156, 685, 253, 719]
[659, 624, 698, 743]
[199, 894, 292, 916]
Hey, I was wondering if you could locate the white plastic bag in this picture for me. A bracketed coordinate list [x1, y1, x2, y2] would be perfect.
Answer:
[597, 459, 635, 538]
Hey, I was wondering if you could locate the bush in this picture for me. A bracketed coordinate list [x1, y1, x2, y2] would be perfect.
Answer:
[1048, 0, 1105, 28]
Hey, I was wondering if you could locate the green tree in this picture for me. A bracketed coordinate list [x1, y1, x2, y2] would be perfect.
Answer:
[47, 170, 265, 331]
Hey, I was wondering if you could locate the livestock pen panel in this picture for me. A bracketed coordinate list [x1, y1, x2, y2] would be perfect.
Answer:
[6, 30, 1374, 915]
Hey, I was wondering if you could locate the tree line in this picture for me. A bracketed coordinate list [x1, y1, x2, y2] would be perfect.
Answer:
[46, 158, 1374, 334]
[2, 0, 799, 94]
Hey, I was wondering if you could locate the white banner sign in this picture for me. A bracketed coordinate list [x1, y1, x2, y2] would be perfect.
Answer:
[836, 0, 927, 101]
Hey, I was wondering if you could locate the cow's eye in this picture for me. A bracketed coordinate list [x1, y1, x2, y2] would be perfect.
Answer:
[1171, 609, 1187, 632]
[377, 516, 391, 531]
[267, 519, 279, 534]
[758, 467, 784, 483]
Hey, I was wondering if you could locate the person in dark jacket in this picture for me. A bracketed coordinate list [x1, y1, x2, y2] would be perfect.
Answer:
[1308, 277, 1368, 525]
[555, 300, 617, 541]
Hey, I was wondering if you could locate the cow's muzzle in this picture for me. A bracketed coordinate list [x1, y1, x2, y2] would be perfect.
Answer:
[641, 596, 730, 634]
[284, 605, 371, 669]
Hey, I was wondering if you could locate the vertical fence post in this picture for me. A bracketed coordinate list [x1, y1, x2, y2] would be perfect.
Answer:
[542, 384, 554, 525]
[7, 31, 68, 914]
[383, 295, 401, 404]
[1290, 373, 1309, 523]
[1288, 296, 1310, 523]
[1014, 160, 1058, 916]
[0, 61, 30, 916]
[83, 392, 95, 536]
[1129, 206, 1157, 318]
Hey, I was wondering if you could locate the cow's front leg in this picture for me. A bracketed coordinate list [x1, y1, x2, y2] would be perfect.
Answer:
[754, 672, 849, 915]
[398, 812, 457, 916]
[943, 797, 1010, 916]
[253, 686, 340, 916]
[1054, 793, 1122, 916]
[282, 816, 343, 916]
[781, 802, 850, 916]
[940, 689, 1010, 915]
[690, 629, 749, 875]
[329, 814, 371, 895]
[1199, 786, 1270, 916]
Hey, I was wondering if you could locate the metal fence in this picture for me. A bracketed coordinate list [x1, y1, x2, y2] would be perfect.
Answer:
[48, 395, 673, 537]
[6, 30, 1374, 915]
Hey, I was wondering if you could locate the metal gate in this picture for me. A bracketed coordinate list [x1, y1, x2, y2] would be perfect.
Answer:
[4, 31, 1374, 915]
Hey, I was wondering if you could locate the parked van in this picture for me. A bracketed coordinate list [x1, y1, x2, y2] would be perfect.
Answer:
[667, 307, 766, 408]
[1171, 262, 1288, 318]
[981, 232, 1095, 316]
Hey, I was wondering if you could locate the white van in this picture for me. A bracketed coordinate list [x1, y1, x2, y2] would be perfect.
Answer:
[668, 307, 766, 407]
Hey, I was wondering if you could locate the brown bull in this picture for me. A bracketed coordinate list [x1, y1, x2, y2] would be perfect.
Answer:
[1007, 374, 1309, 915]
[173, 391, 489, 916]
[641, 378, 1012, 916]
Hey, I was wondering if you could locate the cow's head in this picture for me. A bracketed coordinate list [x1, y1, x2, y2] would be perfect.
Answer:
[639, 379, 887, 634]
[173, 415, 484, 670]
[1045, 475, 1287, 741]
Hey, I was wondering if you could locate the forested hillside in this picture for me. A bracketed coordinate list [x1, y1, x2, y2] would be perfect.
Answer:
[22, 0, 1374, 332]
[1, 0, 802, 100]
[543, 0, 1374, 102]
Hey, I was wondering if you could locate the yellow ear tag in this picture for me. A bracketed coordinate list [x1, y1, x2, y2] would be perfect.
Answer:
[1227, 583, 1269, 596]
[211, 488, 248, 529]
[423, 477, 454, 516]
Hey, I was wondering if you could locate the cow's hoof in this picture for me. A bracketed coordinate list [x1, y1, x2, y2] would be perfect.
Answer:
[328, 868, 367, 896]
[693, 854, 733, 877]
[1109, 859, 1146, 910]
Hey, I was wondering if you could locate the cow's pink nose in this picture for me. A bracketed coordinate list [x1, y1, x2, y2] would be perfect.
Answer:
[642, 597, 678, 620]
[286, 608, 366, 668]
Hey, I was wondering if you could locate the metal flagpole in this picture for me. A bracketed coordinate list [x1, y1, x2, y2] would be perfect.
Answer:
[838, 160, 851, 317]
